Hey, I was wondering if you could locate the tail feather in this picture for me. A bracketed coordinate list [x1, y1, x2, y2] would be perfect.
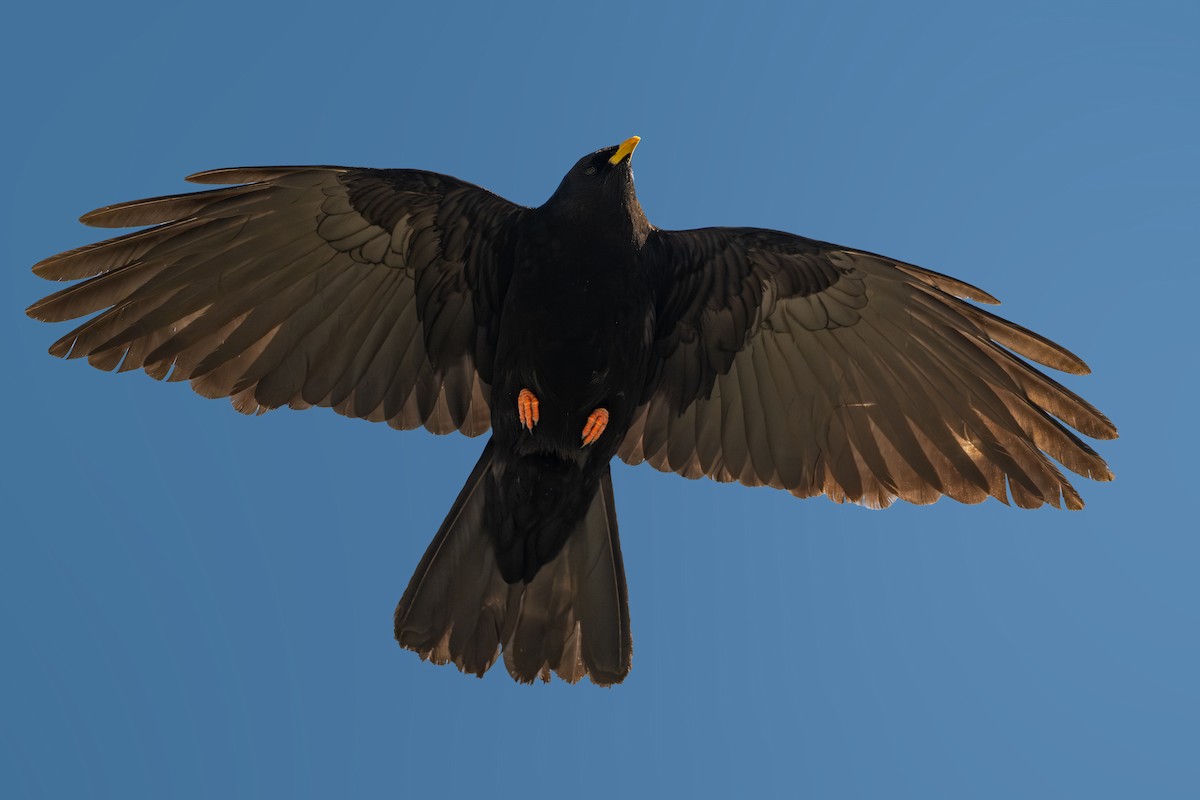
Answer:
[395, 440, 508, 678]
[571, 475, 630, 683]
[394, 439, 632, 686]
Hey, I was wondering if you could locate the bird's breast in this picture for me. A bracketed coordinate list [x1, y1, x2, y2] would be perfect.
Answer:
[494, 249, 655, 450]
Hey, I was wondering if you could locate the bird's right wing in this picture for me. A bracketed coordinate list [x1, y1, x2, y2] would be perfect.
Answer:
[28, 167, 526, 436]
[621, 226, 1117, 509]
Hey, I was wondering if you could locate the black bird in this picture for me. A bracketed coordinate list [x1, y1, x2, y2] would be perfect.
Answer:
[27, 137, 1117, 685]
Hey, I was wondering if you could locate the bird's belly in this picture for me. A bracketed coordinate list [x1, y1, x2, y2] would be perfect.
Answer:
[494, 268, 653, 454]
[523, 308, 627, 410]
[535, 318, 611, 387]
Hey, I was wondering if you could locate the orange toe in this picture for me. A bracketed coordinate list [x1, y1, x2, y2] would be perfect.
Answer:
[518, 388, 540, 432]
[581, 407, 609, 447]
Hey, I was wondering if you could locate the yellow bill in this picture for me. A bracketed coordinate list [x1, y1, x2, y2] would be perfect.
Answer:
[608, 136, 641, 165]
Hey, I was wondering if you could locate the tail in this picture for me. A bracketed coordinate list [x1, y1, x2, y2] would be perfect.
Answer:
[394, 439, 632, 686]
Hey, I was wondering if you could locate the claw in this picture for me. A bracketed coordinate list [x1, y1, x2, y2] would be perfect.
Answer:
[581, 407, 609, 447]
[518, 388, 539, 432]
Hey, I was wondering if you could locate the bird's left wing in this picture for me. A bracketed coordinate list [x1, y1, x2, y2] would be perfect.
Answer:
[620, 227, 1117, 509]
[28, 167, 525, 435]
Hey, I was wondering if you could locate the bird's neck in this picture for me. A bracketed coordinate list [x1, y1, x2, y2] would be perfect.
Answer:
[538, 199, 652, 252]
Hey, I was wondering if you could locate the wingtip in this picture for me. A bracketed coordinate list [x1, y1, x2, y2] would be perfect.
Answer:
[1052, 351, 1092, 377]
[184, 168, 237, 184]
[78, 207, 110, 227]
[29, 254, 64, 280]
[1092, 414, 1119, 441]
[24, 299, 47, 321]
[184, 166, 349, 185]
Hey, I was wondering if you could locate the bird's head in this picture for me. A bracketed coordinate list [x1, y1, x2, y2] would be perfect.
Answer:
[542, 136, 649, 241]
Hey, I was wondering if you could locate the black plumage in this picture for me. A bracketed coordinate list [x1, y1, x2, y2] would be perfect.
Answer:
[27, 137, 1117, 685]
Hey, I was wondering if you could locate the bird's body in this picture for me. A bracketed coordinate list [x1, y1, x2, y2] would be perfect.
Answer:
[496, 205, 654, 460]
[28, 137, 1117, 686]
[481, 148, 658, 587]
[488, 208, 656, 584]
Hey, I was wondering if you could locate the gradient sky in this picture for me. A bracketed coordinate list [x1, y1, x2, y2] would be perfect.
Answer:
[3, 1, 1197, 798]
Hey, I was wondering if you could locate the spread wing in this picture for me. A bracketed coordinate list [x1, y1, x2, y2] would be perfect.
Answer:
[621, 227, 1117, 509]
[27, 166, 525, 435]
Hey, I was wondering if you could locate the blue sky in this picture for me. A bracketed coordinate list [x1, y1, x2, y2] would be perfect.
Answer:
[2, 1, 1197, 797]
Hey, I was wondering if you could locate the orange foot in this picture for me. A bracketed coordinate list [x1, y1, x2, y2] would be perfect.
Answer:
[581, 408, 609, 447]
[518, 388, 540, 432]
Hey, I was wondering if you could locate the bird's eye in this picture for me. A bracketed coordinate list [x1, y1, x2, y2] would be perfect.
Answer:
[584, 166, 598, 176]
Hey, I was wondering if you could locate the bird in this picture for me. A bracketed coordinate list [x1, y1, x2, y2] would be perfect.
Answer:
[27, 136, 1117, 686]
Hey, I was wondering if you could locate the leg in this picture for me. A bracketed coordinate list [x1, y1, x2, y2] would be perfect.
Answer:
[581, 408, 609, 447]
[518, 388, 540, 432]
